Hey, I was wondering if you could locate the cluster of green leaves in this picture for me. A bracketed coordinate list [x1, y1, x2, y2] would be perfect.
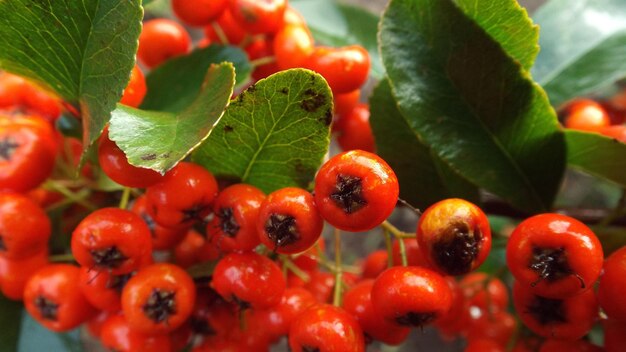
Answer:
[369, 0, 626, 214]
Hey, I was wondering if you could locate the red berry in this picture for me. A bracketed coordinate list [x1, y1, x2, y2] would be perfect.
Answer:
[138, 19, 191, 68]
[71, 207, 152, 275]
[466, 310, 516, 346]
[539, 339, 602, 352]
[563, 99, 610, 132]
[506, 213, 603, 298]
[24, 264, 97, 332]
[0, 192, 51, 260]
[460, 272, 509, 312]
[598, 246, 626, 321]
[417, 198, 491, 275]
[251, 287, 317, 340]
[257, 187, 323, 254]
[131, 195, 187, 250]
[145, 162, 218, 229]
[371, 266, 452, 328]
[314, 150, 399, 232]
[171, 0, 227, 27]
[603, 318, 626, 352]
[465, 338, 506, 352]
[360, 249, 389, 279]
[343, 279, 410, 345]
[273, 24, 315, 70]
[100, 313, 172, 352]
[203, 9, 247, 45]
[512, 280, 598, 340]
[336, 103, 375, 153]
[212, 252, 285, 309]
[305, 46, 370, 94]
[119, 64, 147, 108]
[122, 263, 196, 334]
[208, 183, 265, 253]
[289, 304, 365, 352]
[0, 249, 48, 300]
[98, 128, 164, 188]
[228, 0, 287, 35]
[600, 125, 626, 143]
[78, 266, 131, 312]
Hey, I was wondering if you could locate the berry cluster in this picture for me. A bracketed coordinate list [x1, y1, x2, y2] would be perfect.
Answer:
[1, 1, 626, 352]
[563, 98, 626, 142]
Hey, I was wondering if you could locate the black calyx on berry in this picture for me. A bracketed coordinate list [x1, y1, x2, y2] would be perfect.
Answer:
[330, 174, 367, 214]
[395, 311, 437, 327]
[90, 246, 128, 269]
[35, 296, 59, 321]
[526, 295, 566, 325]
[529, 246, 584, 288]
[0, 137, 20, 162]
[142, 288, 177, 324]
[432, 222, 480, 275]
[265, 213, 299, 249]
[217, 207, 240, 237]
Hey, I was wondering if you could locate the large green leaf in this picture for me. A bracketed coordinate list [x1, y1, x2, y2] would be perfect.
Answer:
[566, 130, 626, 187]
[380, 0, 566, 213]
[0, 297, 21, 351]
[291, 0, 383, 79]
[18, 312, 82, 352]
[454, 0, 539, 70]
[109, 63, 236, 174]
[370, 79, 479, 209]
[141, 45, 251, 113]
[0, 0, 142, 149]
[192, 69, 332, 193]
[532, 0, 626, 107]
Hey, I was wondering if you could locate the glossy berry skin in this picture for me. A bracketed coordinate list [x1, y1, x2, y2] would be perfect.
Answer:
[465, 338, 505, 352]
[512, 281, 598, 340]
[417, 198, 491, 276]
[251, 287, 317, 340]
[305, 46, 370, 94]
[343, 279, 410, 345]
[138, 19, 191, 68]
[336, 103, 375, 153]
[333, 89, 361, 122]
[208, 184, 265, 252]
[600, 125, 626, 143]
[100, 314, 172, 352]
[506, 213, 603, 298]
[371, 266, 452, 328]
[24, 264, 97, 332]
[122, 263, 196, 334]
[172, 0, 227, 26]
[466, 310, 516, 346]
[0, 249, 48, 300]
[361, 249, 389, 279]
[119, 65, 147, 108]
[391, 239, 429, 267]
[598, 246, 626, 321]
[98, 129, 164, 188]
[78, 266, 130, 312]
[71, 208, 152, 275]
[289, 304, 365, 352]
[539, 339, 602, 352]
[314, 150, 399, 232]
[131, 195, 187, 250]
[228, 0, 287, 35]
[0, 192, 51, 259]
[145, 162, 218, 229]
[0, 116, 57, 192]
[273, 24, 315, 70]
[257, 187, 323, 254]
[563, 99, 610, 132]
[212, 252, 285, 309]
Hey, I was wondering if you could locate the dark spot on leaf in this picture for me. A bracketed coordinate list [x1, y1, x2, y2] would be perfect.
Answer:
[301, 89, 326, 112]
[161, 153, 170, 159]
[247, 84, 256, 93]
[280, 87, 289, 94]
[224, 125, 234, 133]
[141, 153, 157, 161]
[320, 109, 332, 126]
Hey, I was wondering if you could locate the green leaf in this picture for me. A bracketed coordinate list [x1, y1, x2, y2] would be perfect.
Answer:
[291, 0, 383, 79]
[454, 0, 539, 70]
[192, 69, 332, 193]
[566, 129, 626, 187]
[0, 296, 21, 351]
[0, 0, 143, 149]
[109, 62, 236, 174]
[532, 0, 626, 107]
[141, 45, 251, 113]
[370, 79, 479, 209]
[18, 312, 82, 352]
[380, 0, 566, 213]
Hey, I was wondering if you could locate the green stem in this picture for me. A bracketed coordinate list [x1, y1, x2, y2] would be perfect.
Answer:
[398, 238, 408, 267]
[49, 253, 75, 262]
[43, 181, 97, 211]
[119, 187, 132, 210]
[282, 256, 310, 282]
[380, 220, 414, 239]
[332, 228, 343, 307]
[250, 56, 276, 68]
[383, 229, 393, 268]
[211, 22, 229, 45]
